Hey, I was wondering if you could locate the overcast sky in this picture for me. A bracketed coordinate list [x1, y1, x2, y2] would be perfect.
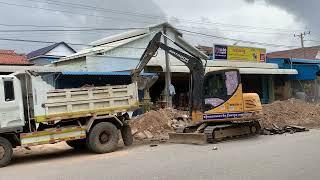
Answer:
[0, 0, 318, 54]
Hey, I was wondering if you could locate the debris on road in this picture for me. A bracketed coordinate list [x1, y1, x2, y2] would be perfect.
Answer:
[130, 108, 189, 141]
[262, 125, 309, 135]
[261, 99, 320, 129]
[212, 147, 218, 150]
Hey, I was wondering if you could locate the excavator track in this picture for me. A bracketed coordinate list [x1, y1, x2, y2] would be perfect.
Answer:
[204, 121, 261, 143]
[169, 121, 261, 144]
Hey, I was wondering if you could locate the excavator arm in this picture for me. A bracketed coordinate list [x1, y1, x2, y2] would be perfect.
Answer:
[132, 32, 205, 112]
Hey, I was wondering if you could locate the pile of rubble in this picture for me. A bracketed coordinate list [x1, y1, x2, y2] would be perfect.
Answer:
[261, 99, 320, 134]
[130, 108, 189, 141]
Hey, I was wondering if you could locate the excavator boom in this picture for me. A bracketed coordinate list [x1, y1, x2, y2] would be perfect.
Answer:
[132, 32, 205, 113]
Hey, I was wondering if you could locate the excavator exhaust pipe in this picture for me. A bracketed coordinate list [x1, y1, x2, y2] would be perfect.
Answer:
[168, 132, 207, 145]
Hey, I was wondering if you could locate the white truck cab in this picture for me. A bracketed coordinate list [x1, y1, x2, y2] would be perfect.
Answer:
[0, 76, 24, 132]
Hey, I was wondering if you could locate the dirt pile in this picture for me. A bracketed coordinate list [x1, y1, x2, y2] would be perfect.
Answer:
[130, 108, 189, 141]
[261, 99, 320, 129]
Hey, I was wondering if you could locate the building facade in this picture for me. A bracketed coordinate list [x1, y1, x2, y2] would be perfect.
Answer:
[27, 42, 76, 66]
[52, 22, 297, 107]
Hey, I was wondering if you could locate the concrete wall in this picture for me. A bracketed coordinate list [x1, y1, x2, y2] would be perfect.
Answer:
[30, 57, 59, 66]
[53, 57, 87, 71]
[86, 56, 139, 72]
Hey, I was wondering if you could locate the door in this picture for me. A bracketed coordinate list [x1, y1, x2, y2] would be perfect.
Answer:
[0, 77, 24, 128]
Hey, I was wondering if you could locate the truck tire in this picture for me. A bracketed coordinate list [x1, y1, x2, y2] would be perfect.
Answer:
[66, 139, 86, 149]
[121, 125, 133, 146]
[0, 137, 13, 167]
[87, 122, 119, 153]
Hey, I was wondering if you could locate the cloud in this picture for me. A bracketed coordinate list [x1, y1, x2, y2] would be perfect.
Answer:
[154, 0, 304, 52]
[244, 0, 320, 33]
[0, 0, 165, 53]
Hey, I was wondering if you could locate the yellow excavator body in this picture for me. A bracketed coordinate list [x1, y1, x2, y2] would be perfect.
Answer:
[169, 69, 263, 144]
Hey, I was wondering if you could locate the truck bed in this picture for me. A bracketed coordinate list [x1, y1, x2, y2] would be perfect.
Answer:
[35, 83, 139, 122]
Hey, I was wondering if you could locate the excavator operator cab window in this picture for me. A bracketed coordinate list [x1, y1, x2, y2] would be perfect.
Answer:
[203, 70, 240, 111]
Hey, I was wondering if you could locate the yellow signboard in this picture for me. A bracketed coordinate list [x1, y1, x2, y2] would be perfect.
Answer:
[227, 46, 266, 62]
[214, 45, 266, 62]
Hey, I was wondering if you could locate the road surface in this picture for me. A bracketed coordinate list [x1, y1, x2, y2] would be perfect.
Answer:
[1, 130, 320, 180]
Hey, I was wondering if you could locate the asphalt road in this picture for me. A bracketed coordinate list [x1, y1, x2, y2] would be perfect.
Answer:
[1, 130, 320, 180]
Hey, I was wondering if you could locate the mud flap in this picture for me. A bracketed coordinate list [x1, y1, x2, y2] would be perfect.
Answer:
[168, 133, 207, 145]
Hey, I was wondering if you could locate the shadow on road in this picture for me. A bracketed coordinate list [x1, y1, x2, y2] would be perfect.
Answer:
[10, 145, 127, 166]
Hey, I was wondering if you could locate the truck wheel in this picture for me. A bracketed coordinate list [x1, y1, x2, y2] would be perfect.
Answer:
[87, 122, 119, 153]
[121, 125, 133, 146]
[66, 139, 86, 149]
[0, 137, 13, 167]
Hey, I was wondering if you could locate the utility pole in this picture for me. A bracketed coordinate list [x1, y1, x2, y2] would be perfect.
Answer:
[163, 26, 172, 108]
[294, 31, 310, 58]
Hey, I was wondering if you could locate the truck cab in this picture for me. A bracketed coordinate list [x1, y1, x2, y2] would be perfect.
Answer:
[0, 76, 24, 132]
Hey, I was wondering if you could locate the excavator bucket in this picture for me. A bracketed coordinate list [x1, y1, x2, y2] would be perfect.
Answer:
[168, 132, 207, 145]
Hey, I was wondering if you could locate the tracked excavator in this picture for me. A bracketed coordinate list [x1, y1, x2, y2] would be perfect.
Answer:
[132, 32, 263, 144]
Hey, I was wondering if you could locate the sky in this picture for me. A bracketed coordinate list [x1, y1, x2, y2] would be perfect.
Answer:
[0, 0, 318, 54]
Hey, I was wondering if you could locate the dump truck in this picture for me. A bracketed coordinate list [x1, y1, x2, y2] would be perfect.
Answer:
[132, 32, 263, 144]
[0, 71, 139, 167]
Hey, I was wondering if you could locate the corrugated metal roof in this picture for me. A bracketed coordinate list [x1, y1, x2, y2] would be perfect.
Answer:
[27, 42, 76, 60]
[170, 65, 298, 75]
[267, 46, 320, 60]
[55, 22, 205, 63]
[55, 34, 148, 63]
[289, 58, 320, 64]
[61, 71, 158, 76]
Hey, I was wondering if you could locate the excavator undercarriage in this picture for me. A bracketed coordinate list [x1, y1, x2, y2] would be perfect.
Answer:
[169, 120, 261, 144]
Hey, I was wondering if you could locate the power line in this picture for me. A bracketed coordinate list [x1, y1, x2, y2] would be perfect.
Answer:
[0, 38, 89, 46]
[33, 0, 307, 32]
[21, 0, 167, 20]
[0, 37, 149, 50]
[6, 0, 309, 33]
[178, 28, 299, 48]
[0, 23, 295, 36]
[304, 39, 320, 43]
[0, 28, 145, 32]
[0, 23, 115, 29]
[0, 28, 300, 49]
[0, 1, 156, 25]
[176, 25, 294, 36]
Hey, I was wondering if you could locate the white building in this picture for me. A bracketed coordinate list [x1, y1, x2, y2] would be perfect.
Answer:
[52, 22, 297, 105]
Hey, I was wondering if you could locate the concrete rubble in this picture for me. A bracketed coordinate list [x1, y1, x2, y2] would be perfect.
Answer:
[130, 108, 189, 141]
[261, 98, 320, 134]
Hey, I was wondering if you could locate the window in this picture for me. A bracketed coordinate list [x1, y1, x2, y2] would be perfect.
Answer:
[204, 73, 226, 99]
[203, 70, 240, 111]
[203, 73, 227, 109]
[4, 80, 15, 101]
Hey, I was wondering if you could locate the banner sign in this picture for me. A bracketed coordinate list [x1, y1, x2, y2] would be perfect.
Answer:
[203, 112, 251, 120]
[213, 45, 266, 62]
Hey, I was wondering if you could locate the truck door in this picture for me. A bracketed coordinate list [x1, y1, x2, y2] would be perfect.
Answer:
[0, 77, 24, 129]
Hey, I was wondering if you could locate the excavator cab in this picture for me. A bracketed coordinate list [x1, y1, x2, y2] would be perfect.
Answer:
[202, 69, 262, 123]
